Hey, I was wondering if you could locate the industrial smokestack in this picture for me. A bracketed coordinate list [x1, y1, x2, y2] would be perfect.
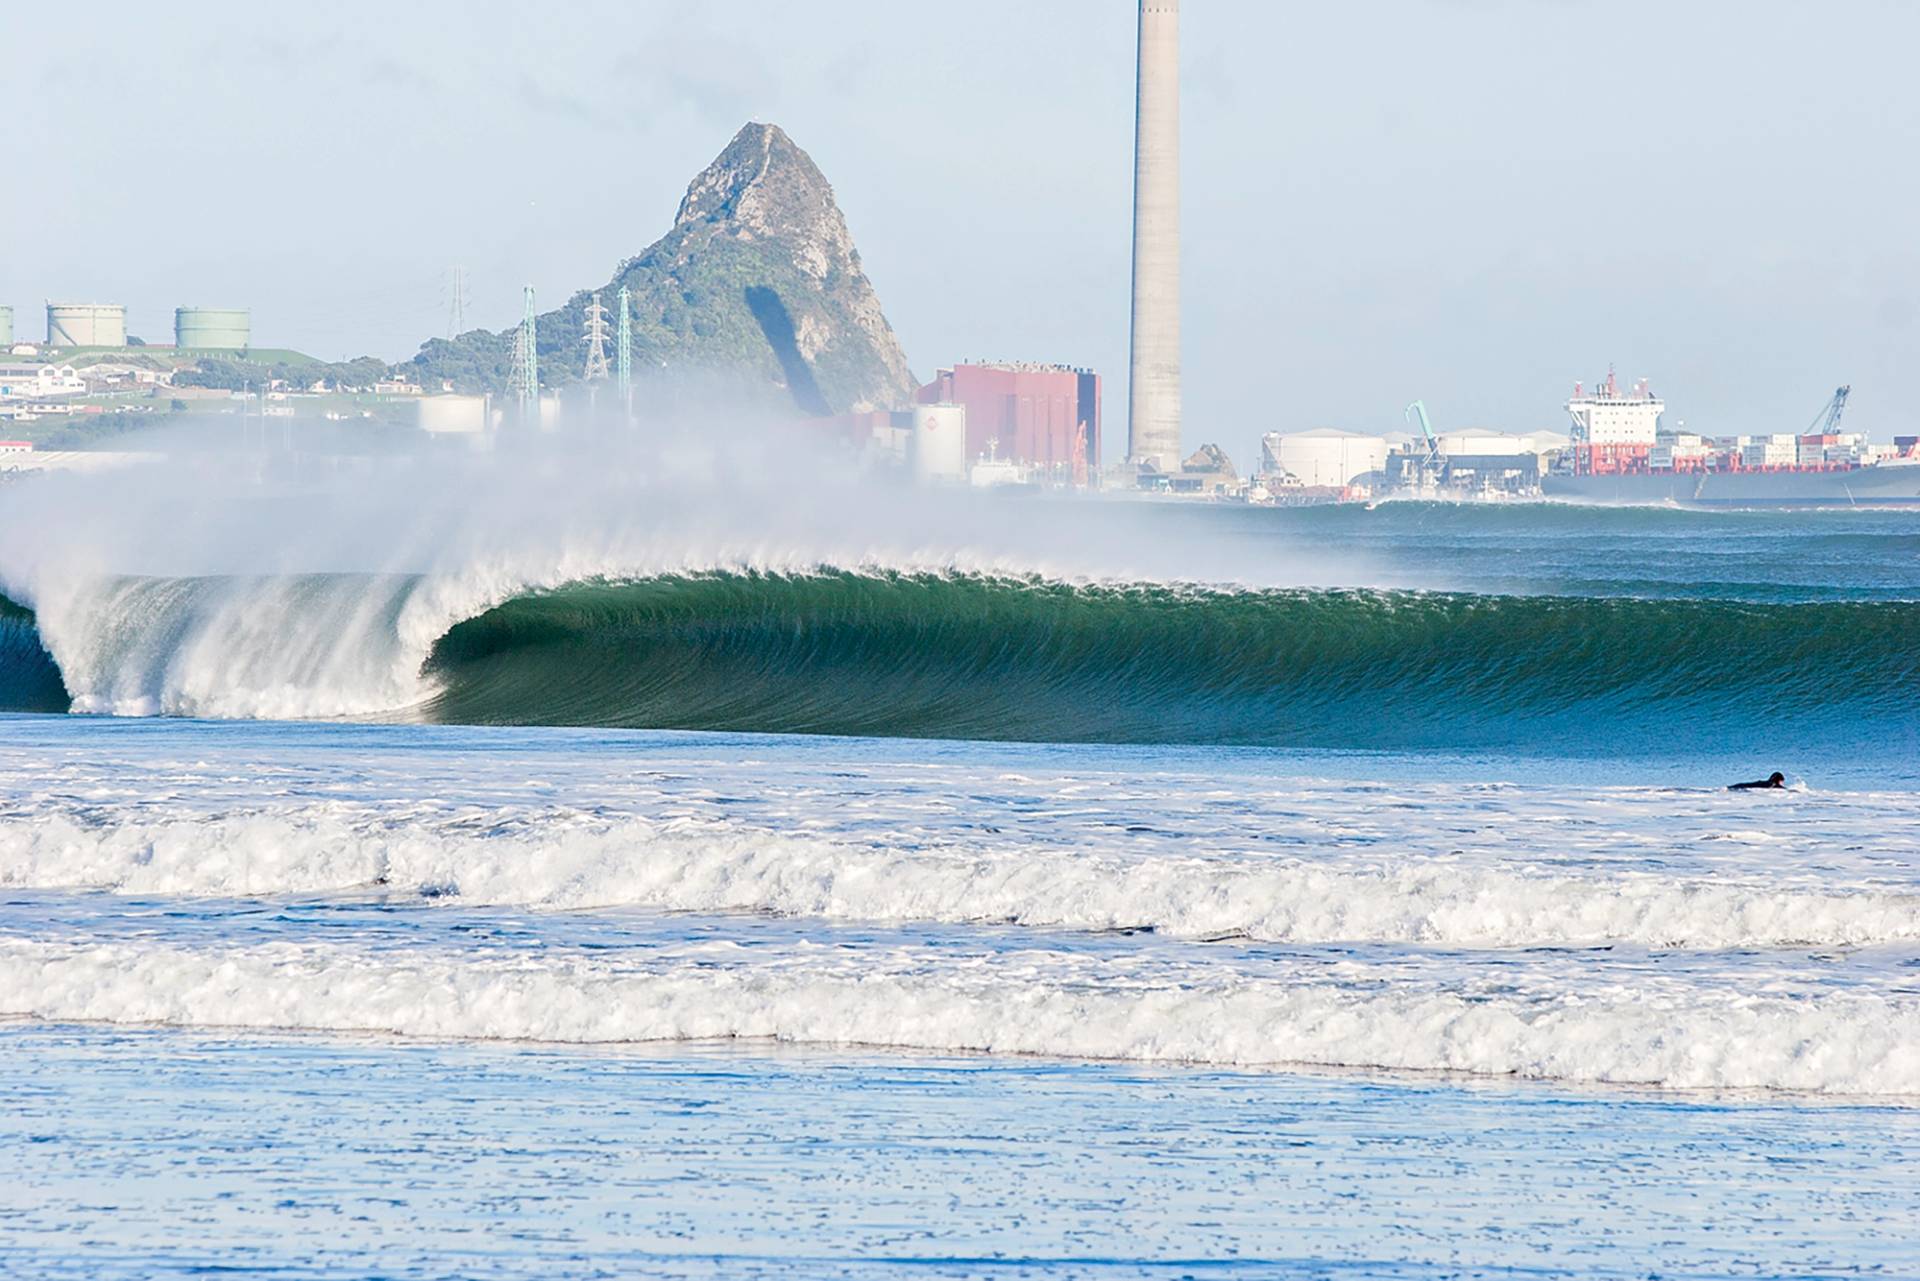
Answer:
[1127, 0, 1181, 473]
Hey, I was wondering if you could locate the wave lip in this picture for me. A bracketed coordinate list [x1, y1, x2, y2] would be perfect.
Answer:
[6, 808, 1919, 951]
[5, 937, 1916, 1098]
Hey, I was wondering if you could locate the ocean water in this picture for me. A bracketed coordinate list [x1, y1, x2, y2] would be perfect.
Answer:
[0, 491, 1916, 1277]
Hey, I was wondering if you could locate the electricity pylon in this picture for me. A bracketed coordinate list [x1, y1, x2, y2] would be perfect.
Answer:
[509, 285, 538, 420]
[583, 292, 612, 382]
[616, 284, 632, 411]
[445, 265, 468, 339]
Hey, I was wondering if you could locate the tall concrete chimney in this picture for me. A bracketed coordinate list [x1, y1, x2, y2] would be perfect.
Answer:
[1127, 0, 1182, 472]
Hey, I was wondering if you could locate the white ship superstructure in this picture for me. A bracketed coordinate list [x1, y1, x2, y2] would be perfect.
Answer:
[1566, 369, 1661, 446]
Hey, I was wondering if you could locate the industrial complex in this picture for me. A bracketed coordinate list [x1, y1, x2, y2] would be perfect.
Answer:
[17, 303, 254, 353]
[7, 0, 1918, 504]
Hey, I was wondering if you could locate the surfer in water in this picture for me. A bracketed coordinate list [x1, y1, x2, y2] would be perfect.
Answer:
[1728, 771, 1786, 791]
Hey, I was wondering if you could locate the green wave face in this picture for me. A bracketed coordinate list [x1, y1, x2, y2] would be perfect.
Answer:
[5, 573, 1914, 756]
[0, 596, 68, 714]
[420, 573, 1920, 754]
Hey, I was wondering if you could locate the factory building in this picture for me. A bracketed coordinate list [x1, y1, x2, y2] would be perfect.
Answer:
[1434, 428, 1567, 458]
[415, 394, 491, 435]
[46, 303, 126, 348]
[1260, 429, 1389, 490]
[1438, 430, 1535, 457]
[175, 307, 251, 351]
[1384, 428, 1565, 497]
[916, 362, 1101, 482]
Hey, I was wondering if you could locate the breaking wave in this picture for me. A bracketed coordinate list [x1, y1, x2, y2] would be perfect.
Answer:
[0, 595, 65, 713]
[4, 806, 1918, 951]
[6, 936, 1916, 1096]
[2, 569, 1916, 751]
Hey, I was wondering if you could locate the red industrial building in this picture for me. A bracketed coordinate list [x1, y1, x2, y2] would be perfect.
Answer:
[916, 363, 1101, 481]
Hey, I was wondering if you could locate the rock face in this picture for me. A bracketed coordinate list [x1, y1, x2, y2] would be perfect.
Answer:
[410, 123, 917, 417]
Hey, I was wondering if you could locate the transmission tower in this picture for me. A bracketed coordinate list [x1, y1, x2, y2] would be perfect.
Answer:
[582, 292, 612, 382]
[509, 285, 539, 419]
[616, 284, 632, 407]
[445, 265, 469, 339]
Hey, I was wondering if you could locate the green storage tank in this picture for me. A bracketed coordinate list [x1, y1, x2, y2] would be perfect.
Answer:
[46, 303, 126, 348]
[174, 307, 251, 351]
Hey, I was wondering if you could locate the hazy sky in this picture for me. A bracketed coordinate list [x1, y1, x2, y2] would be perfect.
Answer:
[8, 1, 1919, 465]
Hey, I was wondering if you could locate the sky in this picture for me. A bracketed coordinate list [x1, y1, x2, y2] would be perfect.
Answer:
[7, 0, 1920, 467]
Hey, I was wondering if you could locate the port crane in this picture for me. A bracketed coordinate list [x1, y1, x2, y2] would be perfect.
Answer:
[1404, 401, 1440, 465]
[1807, 386, 1851, 436]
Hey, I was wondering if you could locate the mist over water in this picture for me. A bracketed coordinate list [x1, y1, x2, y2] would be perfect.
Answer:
[0, 421, 1915, 764]
[0, 427, 1267, 720]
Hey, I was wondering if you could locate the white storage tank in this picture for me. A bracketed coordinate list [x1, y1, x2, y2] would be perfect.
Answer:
[912, 403, 967, 483]
[416, 394, 490, 435]
[0, 306, 11, 347]
[175, 307, 251, 351]
[1259, 429, 1389, 488]
[46, 303, 127, 348]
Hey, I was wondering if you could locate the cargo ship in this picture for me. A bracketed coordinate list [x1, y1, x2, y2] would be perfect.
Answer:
[1540, 374, 1920, 506]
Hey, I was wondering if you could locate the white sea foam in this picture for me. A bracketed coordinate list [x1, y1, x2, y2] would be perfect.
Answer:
[5, 807, 1917, 951]
[4, 936, 1915, 1097]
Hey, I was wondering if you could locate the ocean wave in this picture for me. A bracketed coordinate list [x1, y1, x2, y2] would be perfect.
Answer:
[3, 569, 1916, 751]
[5, 807, 1916, 950]
[5, 936, 1915, 1096]
[0, 596, 65, 714]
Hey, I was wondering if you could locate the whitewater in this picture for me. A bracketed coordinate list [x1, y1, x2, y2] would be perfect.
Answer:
[1, 717, 1916, 1098]
[1, 447, 1917, 1276]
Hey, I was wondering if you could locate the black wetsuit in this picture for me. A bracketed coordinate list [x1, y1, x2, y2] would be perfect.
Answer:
[1729, 772, 1786, 791]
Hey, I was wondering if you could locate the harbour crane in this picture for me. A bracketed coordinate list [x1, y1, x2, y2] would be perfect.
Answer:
[1404, 400, 1440, 464]
[1807, 386, 1851, 436]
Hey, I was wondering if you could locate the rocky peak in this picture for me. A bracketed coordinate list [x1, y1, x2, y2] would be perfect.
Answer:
[672, 123, 866, 293]
[409, 121, 917, 417]
[678, 126, 826, 233]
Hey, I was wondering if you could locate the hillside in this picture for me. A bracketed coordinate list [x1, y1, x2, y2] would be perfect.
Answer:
[409, 123, 917, 416]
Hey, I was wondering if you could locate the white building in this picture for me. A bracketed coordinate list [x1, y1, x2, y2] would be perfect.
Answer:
[416, 394, 490, 435]
[1438, 429, 1531, 457]
[1567, 370, 1662, 445]
[0, 363, 85, 401]
[1260, 429, 1389, 489]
